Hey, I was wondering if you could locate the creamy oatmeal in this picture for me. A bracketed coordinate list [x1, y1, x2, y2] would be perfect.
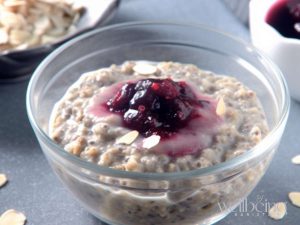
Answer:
[50, 61, 268, 172]
[49, 61, 270, 225]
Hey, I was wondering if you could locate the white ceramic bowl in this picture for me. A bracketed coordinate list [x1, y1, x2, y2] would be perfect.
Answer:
[250, 0, 300, 100]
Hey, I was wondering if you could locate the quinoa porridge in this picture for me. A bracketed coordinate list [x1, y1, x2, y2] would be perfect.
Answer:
[49, 61, 270, 225]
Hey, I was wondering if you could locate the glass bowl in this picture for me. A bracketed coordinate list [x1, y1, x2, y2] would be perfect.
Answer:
[26, 22, 290, 225]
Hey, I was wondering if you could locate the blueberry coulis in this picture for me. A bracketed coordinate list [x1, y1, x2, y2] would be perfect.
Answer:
[106, 78, 213, 138]
[266, 0, 300, 39]
[90, 78, 221, 157]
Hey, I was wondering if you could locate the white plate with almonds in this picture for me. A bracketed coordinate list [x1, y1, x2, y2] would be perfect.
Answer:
[0, 0, 119, 80]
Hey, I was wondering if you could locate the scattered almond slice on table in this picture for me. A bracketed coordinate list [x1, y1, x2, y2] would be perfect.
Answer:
[0, 209, 26, 225]
[0, 174, 8, 188]
[268, 202, 287, 220]
[288, 192, 300, 207]
[291, 155, 300, 164]
[133, 64, 157, 75]
[142, 135, 160, 149]
[216, 97, 226, 116]
[116, 130, 139, 145]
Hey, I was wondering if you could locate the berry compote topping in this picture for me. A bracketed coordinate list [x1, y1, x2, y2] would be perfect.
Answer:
[266, 0, 300, 39]
[89, 77, 222, 157]
[105, 78, 212, 138]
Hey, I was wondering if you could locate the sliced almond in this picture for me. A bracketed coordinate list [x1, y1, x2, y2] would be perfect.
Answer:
[216, 97, 226, 116]
[26, 35, 40, 47]
[0, 209, 26, 225]
[49, 13, 72, 29]
[142, 135, 160, 149]
[0, 0, 84, 52]
[67, 24, 76, 35]
[18, 6, 29, 16]
[14, 43, 29, 50]
[3, 0, 27, 8]
[37, 0, 63, 4]
[34, 16, 52, 36]
[133, 64, 157, 75]
[9, 29, 31, 45]
[72, 12, 80, 25]
[291, 155, 300, 165]
[288, 192, 300, 207]
[0, 11, 25, 28]
[268, 202, 286, 220]
[0, 174, 8, 188]
[34, 1, 52, 14]
[116, 130, 139, 145]
[46, 27, 66, 37]
[0, 28, 9, 44]
[41, 35, 58, 45]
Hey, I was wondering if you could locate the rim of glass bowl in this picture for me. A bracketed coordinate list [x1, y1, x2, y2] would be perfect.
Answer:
[26, 21, 290, 181]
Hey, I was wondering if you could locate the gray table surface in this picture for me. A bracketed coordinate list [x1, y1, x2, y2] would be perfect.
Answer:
[1, 0, 299, 224]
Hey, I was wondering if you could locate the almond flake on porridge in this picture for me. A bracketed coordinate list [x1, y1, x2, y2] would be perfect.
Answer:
[133, 63, 157, 75]
[116, 130, 139, 145]
[268, 202, 287, 220]
[0, 209, 26, 225]
[291, 155, 300, 165]
[0, 174, 8, 188]
[216, 97, 226, 116]
[142, 135, 161, 149]
[288, 192, 300, 207]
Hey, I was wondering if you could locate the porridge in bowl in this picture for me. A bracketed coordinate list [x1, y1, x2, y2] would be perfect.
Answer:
[49, 61, 269, 225]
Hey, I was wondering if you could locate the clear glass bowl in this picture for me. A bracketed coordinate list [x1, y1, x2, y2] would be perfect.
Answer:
[26, 22, 290, 225]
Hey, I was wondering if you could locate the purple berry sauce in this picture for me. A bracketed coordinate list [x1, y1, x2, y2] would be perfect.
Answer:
[106, 78, 213, 138]
[266, 0, 300, 39]
[90, 78, 221, 157]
